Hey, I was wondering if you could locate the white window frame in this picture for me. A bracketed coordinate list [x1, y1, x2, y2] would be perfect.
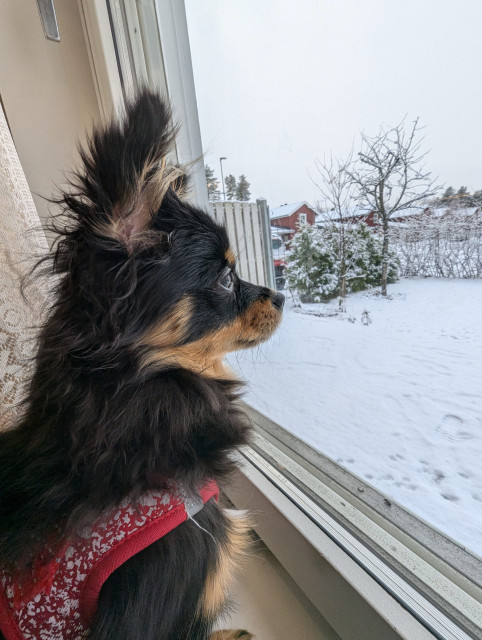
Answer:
[79, 4, 482, 638]
[78, 0, 209, 209]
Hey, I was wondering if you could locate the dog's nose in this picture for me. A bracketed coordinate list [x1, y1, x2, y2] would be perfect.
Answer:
[271, 292, 285, 310]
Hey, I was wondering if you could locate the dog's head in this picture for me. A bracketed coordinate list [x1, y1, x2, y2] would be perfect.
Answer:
[55, 91, 283, 377]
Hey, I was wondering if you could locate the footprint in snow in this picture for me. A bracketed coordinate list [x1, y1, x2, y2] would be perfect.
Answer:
[441, 493, 459, 503]
[436, 414, 474, 442]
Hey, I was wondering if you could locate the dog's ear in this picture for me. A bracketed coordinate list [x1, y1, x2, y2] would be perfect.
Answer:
[64, 91, 186, 249]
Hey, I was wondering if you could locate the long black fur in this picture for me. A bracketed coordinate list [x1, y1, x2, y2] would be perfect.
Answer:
[0, 91, 283, 640]
[92, 501, 229, 640]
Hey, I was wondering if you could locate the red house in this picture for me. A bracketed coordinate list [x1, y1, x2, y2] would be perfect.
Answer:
[270, 202, 317, 240]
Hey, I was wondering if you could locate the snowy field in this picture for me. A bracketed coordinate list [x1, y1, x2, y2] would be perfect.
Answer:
[228, 278, 482, 557]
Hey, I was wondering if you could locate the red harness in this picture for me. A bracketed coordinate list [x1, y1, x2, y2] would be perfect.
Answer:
[0, 481, 218, 640]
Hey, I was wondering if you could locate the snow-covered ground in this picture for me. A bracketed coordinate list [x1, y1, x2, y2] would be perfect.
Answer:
[228, 278, 482, 557]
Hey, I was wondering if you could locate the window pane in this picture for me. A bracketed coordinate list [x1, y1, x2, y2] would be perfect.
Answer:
[185, 0, 482, 558]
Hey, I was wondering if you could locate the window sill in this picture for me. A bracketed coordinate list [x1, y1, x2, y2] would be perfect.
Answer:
[223, 404, 482, 640]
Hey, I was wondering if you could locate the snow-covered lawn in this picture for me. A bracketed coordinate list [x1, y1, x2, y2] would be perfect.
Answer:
[228, 278, 482, 557]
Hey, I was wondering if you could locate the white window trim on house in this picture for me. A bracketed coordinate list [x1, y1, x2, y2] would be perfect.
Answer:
[299, 212, 308, 224]
[78, 4, 482, 638]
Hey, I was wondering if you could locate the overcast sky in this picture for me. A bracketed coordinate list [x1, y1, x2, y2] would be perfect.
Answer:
[184, 0, 482, 209]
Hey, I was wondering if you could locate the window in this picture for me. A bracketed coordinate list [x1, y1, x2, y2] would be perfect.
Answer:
[298, 213, 307, 225]
[184, 1, 482, 635]
[184, 0, 482, 560]
[85, 2, 482, 636]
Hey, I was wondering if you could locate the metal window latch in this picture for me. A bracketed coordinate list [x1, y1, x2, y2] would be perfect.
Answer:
[36, 0, 60, 42]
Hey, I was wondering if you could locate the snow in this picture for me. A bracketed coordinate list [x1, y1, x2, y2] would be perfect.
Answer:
[431, 207, 479, 219]
[315, 206, 481, 225]
[315, 206, 372, 223]
[270, 201, 307, 219]
[228, 278, 482, 557]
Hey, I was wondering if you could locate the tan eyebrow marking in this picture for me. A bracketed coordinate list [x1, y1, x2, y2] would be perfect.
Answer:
[225, 248, 236, 267]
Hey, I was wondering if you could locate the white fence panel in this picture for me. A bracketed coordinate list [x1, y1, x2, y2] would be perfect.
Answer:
[211, 201, 272, 287]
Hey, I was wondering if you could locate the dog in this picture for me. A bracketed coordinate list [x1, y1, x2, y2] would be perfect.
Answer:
[0, 91, 284, 640]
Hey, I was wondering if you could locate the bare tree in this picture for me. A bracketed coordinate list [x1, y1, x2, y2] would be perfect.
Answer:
[312, 152, 368, 300]
[349, 118, 439, 295]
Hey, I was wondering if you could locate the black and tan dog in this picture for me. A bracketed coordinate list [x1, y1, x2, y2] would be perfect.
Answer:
[0, 92, 283, 639]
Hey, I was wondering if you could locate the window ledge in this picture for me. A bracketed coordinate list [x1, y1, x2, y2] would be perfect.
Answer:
[223, 405, 482, 640]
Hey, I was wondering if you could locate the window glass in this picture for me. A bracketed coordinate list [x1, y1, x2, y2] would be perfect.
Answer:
[185, 0, 482, 558]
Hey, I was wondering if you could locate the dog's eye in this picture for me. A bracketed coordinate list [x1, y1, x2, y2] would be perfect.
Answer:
[219, 270, 234, 292]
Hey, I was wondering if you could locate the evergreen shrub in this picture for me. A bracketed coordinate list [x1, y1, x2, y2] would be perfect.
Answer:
[286, 222, 398, 302]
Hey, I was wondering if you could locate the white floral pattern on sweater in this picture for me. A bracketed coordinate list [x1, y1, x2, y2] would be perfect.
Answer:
[0, 482, 218, 640]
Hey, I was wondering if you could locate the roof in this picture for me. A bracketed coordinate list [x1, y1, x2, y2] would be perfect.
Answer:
[270, 201, 310, 220]
[391, 206, 430, 219]
[315, 206, 372, 223]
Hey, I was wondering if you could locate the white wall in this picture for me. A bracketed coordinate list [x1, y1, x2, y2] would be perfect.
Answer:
[0, 0, 100, 228]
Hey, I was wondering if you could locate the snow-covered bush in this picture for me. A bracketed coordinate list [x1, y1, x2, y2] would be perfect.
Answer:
[286, 222, 398, 302]
[391, 209, 482, 278]
[285, 223, 338, 301]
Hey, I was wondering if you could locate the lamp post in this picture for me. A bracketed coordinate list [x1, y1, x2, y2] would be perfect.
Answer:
[219, 157, 227, 201]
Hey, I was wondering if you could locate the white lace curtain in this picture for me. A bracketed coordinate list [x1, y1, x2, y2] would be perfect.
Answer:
[0, 103, 50, 429]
